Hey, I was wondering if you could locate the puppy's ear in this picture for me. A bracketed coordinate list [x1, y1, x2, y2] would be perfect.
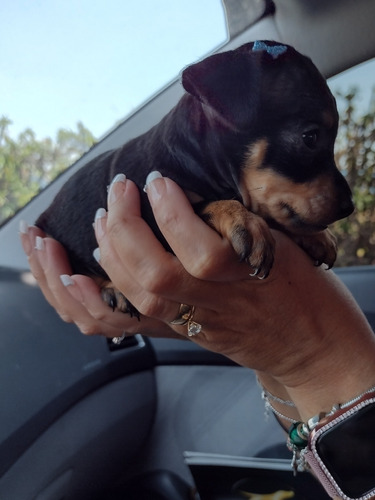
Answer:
[182, 50, 261, 131]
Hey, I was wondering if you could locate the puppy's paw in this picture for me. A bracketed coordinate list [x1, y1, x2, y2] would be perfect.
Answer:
[101, 284, 140, 319]
[293, 229, 337, 269]
[230, 218, 275, 277]
[199, 200, 275, 278]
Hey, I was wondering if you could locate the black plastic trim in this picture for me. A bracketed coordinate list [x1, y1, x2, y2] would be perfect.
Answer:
[0, 337, 154, 478]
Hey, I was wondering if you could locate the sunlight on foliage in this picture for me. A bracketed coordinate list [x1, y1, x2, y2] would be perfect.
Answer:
[333, 87, 375, 266]
[0, 117, 96, 225]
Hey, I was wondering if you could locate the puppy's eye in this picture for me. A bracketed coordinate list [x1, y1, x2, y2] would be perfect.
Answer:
[302, 129, 319, 149]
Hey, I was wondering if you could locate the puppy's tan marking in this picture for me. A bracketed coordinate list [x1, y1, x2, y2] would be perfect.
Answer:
[242, 142, 343, 233]
[238, 137, 339, 266]
[239, 138, 269, 208]
[245, 138, 269, 171]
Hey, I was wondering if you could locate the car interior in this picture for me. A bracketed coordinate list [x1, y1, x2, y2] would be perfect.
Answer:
[1, 1, 375, 499]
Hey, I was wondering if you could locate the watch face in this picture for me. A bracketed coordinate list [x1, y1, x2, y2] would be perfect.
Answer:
[314, 402, 375, 498]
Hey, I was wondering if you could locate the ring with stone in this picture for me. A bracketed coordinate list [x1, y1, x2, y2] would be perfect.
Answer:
[186, 306, 202, 337]
[169, 303, 202, 336]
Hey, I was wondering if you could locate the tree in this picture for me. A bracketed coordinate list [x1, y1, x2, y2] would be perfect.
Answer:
[332, 87, 375, 266]
[0, 118, 96, 224]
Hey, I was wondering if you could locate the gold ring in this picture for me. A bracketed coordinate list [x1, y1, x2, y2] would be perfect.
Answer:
[169, 303, 194, 325]
[169, 303, 202, 336]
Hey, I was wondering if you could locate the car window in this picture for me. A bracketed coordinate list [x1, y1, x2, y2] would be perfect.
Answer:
[328, 58, 375, 266]
[0, 0, 227, 226]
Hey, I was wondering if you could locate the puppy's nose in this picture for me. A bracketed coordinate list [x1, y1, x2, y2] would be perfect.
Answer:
[334, 170, 354, 220]
[337, 195, 354, 219]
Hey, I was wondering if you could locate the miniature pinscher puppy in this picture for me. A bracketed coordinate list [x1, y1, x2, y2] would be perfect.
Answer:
[36, 40, 353, 314]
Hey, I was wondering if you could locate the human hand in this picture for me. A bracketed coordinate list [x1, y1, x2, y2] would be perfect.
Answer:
[19, 222, 180, 339]
[21, 171, 375, 420]
[94, 172, 375, 419]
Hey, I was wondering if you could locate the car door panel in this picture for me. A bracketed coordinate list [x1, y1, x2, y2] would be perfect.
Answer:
[0, 373, 156, 500]
[1, 263, 375, 498]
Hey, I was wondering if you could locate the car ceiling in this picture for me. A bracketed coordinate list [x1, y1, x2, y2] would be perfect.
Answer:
[223, 0, 375, 77]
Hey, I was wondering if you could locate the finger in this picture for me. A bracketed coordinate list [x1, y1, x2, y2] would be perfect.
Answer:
[65, 272, 141, 332]
[25, 227, 66, 313]
[34, 237, 129, 336]
[24, 226, 65, 313]
[97, 177, 187, 321]
[39, 238, 128, 335]
[145, 174, 253, 281]
[59, 274, 138, 337]
[19, 220, 36, 256]
[32, 236, 80, 322]
[63, 274, 183, 339]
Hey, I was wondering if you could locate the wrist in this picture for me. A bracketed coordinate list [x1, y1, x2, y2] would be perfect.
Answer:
[282, 348, 375, 422]
[263, 312, 375, 422]
[257, 332, 375, 424]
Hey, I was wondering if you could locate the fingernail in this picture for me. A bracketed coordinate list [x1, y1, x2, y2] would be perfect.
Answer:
[95, 207, 107, 220]
[94, 208, 107, 239]
[108, 173, 126, 204]
[60, 274, 74, 287]
[93, 247, 101, 262]
[19, 220, 29, 234]
[143, 171, 163, 193]
[35, 236, 45, 251]
[19, 220, 32, 255]
[60, 275, 84, 302]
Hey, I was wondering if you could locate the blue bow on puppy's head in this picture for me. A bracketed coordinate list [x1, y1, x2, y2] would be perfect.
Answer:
[252, 40, 287, 59]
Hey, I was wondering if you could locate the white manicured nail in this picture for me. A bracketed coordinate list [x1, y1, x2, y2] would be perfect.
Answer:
[143, 171, 163, 192]
[35, 236, 45, 251]
[60, 274, 74, 287]
[94, 208, 107, 238]
[19, 220, 29, 234]
[108, 173, 126, 204]
[93, 247, 101, 262]
[111, 173, 126, 184]
[95, 207, 107, 220]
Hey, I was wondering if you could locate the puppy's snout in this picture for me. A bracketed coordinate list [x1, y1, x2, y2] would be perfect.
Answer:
[334, 172, 354, 220]
[337, 195, 354, 219]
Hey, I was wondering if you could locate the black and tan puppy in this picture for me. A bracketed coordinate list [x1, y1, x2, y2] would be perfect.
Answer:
[36, 40, 353, 313]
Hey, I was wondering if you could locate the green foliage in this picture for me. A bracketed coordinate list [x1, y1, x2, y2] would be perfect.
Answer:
[0, 117, 96, 225]
[332, 87, 375, 266]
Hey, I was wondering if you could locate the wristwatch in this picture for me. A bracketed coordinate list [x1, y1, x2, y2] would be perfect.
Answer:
[288, 390, 375, 500]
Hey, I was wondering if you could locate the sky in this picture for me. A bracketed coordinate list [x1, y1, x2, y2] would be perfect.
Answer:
[1, 0, 374, 142]
[0, 0, 227, 140]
